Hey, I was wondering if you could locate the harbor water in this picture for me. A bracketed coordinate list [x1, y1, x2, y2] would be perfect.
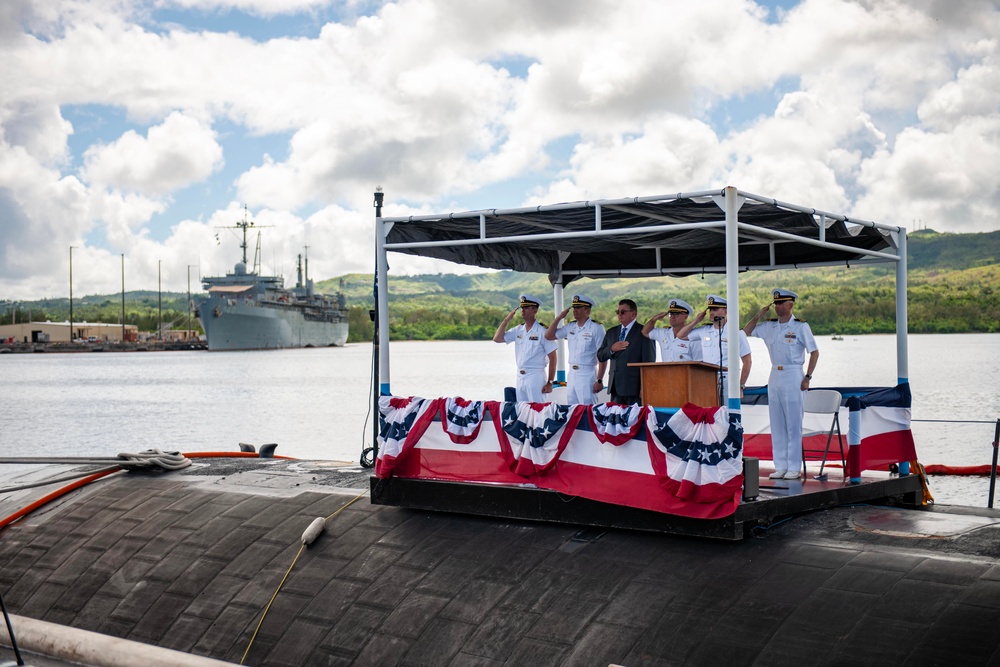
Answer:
[1, 334, 998, 507]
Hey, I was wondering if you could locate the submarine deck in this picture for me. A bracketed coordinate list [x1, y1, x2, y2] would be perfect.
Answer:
[2, 458, 999, 666]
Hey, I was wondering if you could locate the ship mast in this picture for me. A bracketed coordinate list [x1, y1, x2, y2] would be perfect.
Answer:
[237, 205, 253, 266]
[217, 205, 270, 275]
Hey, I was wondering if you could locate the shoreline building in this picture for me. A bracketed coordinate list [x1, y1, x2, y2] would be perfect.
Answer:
[0, 321, 139, 344]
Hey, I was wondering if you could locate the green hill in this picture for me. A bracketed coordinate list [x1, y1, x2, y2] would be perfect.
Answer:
[318, 228, 1000, 341]
[5, 229, 998, 342]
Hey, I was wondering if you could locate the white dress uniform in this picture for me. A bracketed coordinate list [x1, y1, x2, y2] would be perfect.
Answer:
[648, 328, 701, 362]
[751, 316, 819, 474]
[694, 322, 751, 389]
[503, 321, 557, 402]
[553, 318, 605, 404]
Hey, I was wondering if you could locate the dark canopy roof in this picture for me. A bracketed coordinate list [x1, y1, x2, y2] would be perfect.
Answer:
[383, 192, 899, 285]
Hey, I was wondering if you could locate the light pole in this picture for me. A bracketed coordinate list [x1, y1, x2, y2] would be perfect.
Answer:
[158, 259, 162, 341]
[187, 264, 198, 341]
[121, 253, 125, 343]
[69, 246, 76, 342]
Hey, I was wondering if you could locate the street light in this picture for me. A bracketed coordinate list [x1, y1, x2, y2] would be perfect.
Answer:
[187, 264, 198, 342]
[158, 259, 162, 341]
[121, 253, 125, 344]
[69, 246, 76, 342]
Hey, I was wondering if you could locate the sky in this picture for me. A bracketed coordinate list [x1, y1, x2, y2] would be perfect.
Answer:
[1, 0, 998, 300]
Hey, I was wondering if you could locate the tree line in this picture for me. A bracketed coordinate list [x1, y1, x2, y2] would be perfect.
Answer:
[6, 229, 998, 342]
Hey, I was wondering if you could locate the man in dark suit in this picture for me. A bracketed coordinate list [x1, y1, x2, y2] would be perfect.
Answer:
[597, 299, 656, 404]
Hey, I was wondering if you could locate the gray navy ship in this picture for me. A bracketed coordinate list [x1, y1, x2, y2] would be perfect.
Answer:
[195, 209, 349, 351]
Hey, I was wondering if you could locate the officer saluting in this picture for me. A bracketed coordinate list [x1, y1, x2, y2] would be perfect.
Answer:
[641, 298, 701, 362]
[545, 295, 607, 404]
[743, 289, 820, 481]
[493, 294, 558, 402]
[676, 294, 752, 395]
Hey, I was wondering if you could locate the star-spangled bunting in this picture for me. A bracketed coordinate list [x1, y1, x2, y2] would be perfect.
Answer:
[497, 401, 586, 476]
[645, 402, 744, 503]
[375, 395, 439, 478]
[441, 396, 486, 444]
[588, 403, 648, 445]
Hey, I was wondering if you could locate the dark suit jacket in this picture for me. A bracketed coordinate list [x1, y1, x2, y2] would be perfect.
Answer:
[596, 322, 656, 399]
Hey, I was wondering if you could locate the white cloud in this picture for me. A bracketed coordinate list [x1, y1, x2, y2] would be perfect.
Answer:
[918, 56, 1000, 130]
[80, 111, 223, 195]
[854, 117, 1000, 232]
[1, 0, 999, 299]
[0, 103, 73, 164]
[527, 115, 724, 203]
[0, 141, 89, 292]
[161, 0, 333, 16]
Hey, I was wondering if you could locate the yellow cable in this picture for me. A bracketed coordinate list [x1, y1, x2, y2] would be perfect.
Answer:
[239, 490, 368, 665]
[911, 460, 935, 505]
[239, 543, 304, 665]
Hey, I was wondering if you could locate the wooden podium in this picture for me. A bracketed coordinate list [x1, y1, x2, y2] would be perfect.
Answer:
[629, 361, 722, 407]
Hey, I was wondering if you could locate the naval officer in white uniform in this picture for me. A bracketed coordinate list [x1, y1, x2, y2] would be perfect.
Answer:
[743, 289, 820, 481]
[641, 298, 701, 362]
[677, 294, 751, 396]
[493, 294, 558, 402]
[545, 294, 607, 404]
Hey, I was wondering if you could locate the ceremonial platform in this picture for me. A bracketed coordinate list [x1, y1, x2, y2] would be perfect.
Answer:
[370, 396, 924, 541]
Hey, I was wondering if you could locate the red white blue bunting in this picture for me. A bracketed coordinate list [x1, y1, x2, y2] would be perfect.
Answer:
[496, 401, 586, 475]
[373, 396, 745, 518]
[588, 403, 648, 445]
[646, 403, 744, 503]
[375, 396, 439, 478]
[441, 397, 487, 444]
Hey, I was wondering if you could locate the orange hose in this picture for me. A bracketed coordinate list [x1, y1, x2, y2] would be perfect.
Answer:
[0, 451, 298, 531]
[923, 464, 993, 476]
[0, 468, 122, 531]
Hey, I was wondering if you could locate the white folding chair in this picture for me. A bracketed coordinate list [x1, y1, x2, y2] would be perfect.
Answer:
[801, 389, 844, 480]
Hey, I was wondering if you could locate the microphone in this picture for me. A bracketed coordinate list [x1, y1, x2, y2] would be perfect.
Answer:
[713, 316, 722, 323]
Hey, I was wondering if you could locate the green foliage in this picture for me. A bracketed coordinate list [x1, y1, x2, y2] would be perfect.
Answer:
[347, 306, 374, 343]
[7, 229, 999, 339]
[320, 228, 1000, 339]
[2, 293, 203, 333]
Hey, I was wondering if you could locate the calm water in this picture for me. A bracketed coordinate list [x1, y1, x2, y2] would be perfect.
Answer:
[2, 334, 998, 506]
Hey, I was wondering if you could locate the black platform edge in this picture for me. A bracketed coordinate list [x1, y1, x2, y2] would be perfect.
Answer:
[738, 474, 925, 522]
[369, 474, 925, 541]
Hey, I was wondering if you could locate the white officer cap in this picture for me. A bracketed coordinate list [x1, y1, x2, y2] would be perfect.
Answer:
[667, 298, 693, 314]
[706, 294, 727, 309]
[519, 294, 541, 308]
[772, 289, 798, 302]
[571, 295, 595, 308]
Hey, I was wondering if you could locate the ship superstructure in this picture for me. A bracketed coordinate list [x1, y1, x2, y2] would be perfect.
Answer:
[195, 209, 349, 350]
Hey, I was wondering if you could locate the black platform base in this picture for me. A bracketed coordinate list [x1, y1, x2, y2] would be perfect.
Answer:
[370, 473, 925, 541]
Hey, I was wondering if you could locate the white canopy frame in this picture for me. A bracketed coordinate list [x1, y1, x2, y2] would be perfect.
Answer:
[374, 186, 908, 414]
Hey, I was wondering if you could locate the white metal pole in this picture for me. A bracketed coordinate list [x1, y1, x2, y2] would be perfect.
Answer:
[894, 227, 911, 476]
[375, 195, 391, 396]
[552, 280, 565, 385]
[723, 186, 743, 411]
[895, 229, 909, 384]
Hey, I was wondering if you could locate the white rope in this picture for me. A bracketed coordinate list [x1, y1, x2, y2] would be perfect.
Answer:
[116, 449, 192, 471]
